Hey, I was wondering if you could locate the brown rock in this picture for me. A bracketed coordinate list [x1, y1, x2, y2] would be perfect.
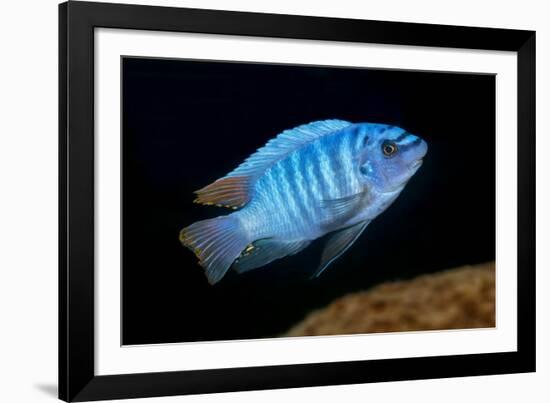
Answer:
[284, 261, 495, 337]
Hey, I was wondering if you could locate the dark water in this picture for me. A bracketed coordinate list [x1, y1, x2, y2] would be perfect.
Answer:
[122, 57, 495, 345]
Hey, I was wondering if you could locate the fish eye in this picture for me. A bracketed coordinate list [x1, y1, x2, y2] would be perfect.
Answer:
[382, 141, 398, 157]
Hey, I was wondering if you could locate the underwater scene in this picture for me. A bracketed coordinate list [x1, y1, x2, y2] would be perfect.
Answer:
[122, 57, 495, 345]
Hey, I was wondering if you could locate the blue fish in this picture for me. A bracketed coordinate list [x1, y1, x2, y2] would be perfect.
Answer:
[180, 120, 427, 284]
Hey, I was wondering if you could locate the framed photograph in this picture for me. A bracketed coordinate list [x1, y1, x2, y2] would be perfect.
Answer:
[59, 1, 535, 401]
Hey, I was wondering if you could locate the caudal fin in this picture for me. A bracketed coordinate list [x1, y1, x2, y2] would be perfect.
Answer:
[179, 215, 248, 284]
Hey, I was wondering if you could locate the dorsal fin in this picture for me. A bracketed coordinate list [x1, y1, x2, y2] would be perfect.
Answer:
[227, 119, 352, 179]
[194, 119, 352, 209]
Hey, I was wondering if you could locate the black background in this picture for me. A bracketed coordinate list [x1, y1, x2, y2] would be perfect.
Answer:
[122, 57, 495, 345]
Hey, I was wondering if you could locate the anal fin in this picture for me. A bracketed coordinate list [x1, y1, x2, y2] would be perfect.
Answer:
[233, 239, 311, 274]
[312, 220, 370, 278]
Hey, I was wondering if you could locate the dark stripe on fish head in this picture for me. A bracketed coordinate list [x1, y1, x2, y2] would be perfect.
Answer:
[345, 124, 368, 151]
[377, 124, 394, 134]
[393, 131, 411, 143]
[362, 134, 370, 148]
[398, 136, 423, 153]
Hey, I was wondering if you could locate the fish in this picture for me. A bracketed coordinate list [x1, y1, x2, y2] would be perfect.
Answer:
[180, 119, 428, 284]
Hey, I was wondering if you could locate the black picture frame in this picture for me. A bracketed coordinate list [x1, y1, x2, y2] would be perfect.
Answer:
[59, 1, 536, 401]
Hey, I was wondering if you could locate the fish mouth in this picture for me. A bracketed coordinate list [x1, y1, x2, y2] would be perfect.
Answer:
[379, 159, 424, 195]
[410, 159, 423, 170]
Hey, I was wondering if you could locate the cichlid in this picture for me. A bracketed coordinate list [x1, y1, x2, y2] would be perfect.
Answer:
[180, 120, 427, 284]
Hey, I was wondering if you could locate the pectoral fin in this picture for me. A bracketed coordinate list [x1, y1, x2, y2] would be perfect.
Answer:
[319, 190, 369, 222]
[312, 220, 370, 278]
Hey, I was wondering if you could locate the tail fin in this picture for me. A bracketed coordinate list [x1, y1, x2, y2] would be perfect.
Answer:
[179, 215, 248, 284]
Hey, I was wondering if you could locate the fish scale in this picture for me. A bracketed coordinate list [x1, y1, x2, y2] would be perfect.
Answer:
[247, 132, 354, 241]
[276, 161, 299, 234]
[294, 152, 319, 235]
[280, 156, 304, 234]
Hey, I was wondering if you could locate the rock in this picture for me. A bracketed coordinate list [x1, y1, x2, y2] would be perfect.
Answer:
[284, 261, 495, 337]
